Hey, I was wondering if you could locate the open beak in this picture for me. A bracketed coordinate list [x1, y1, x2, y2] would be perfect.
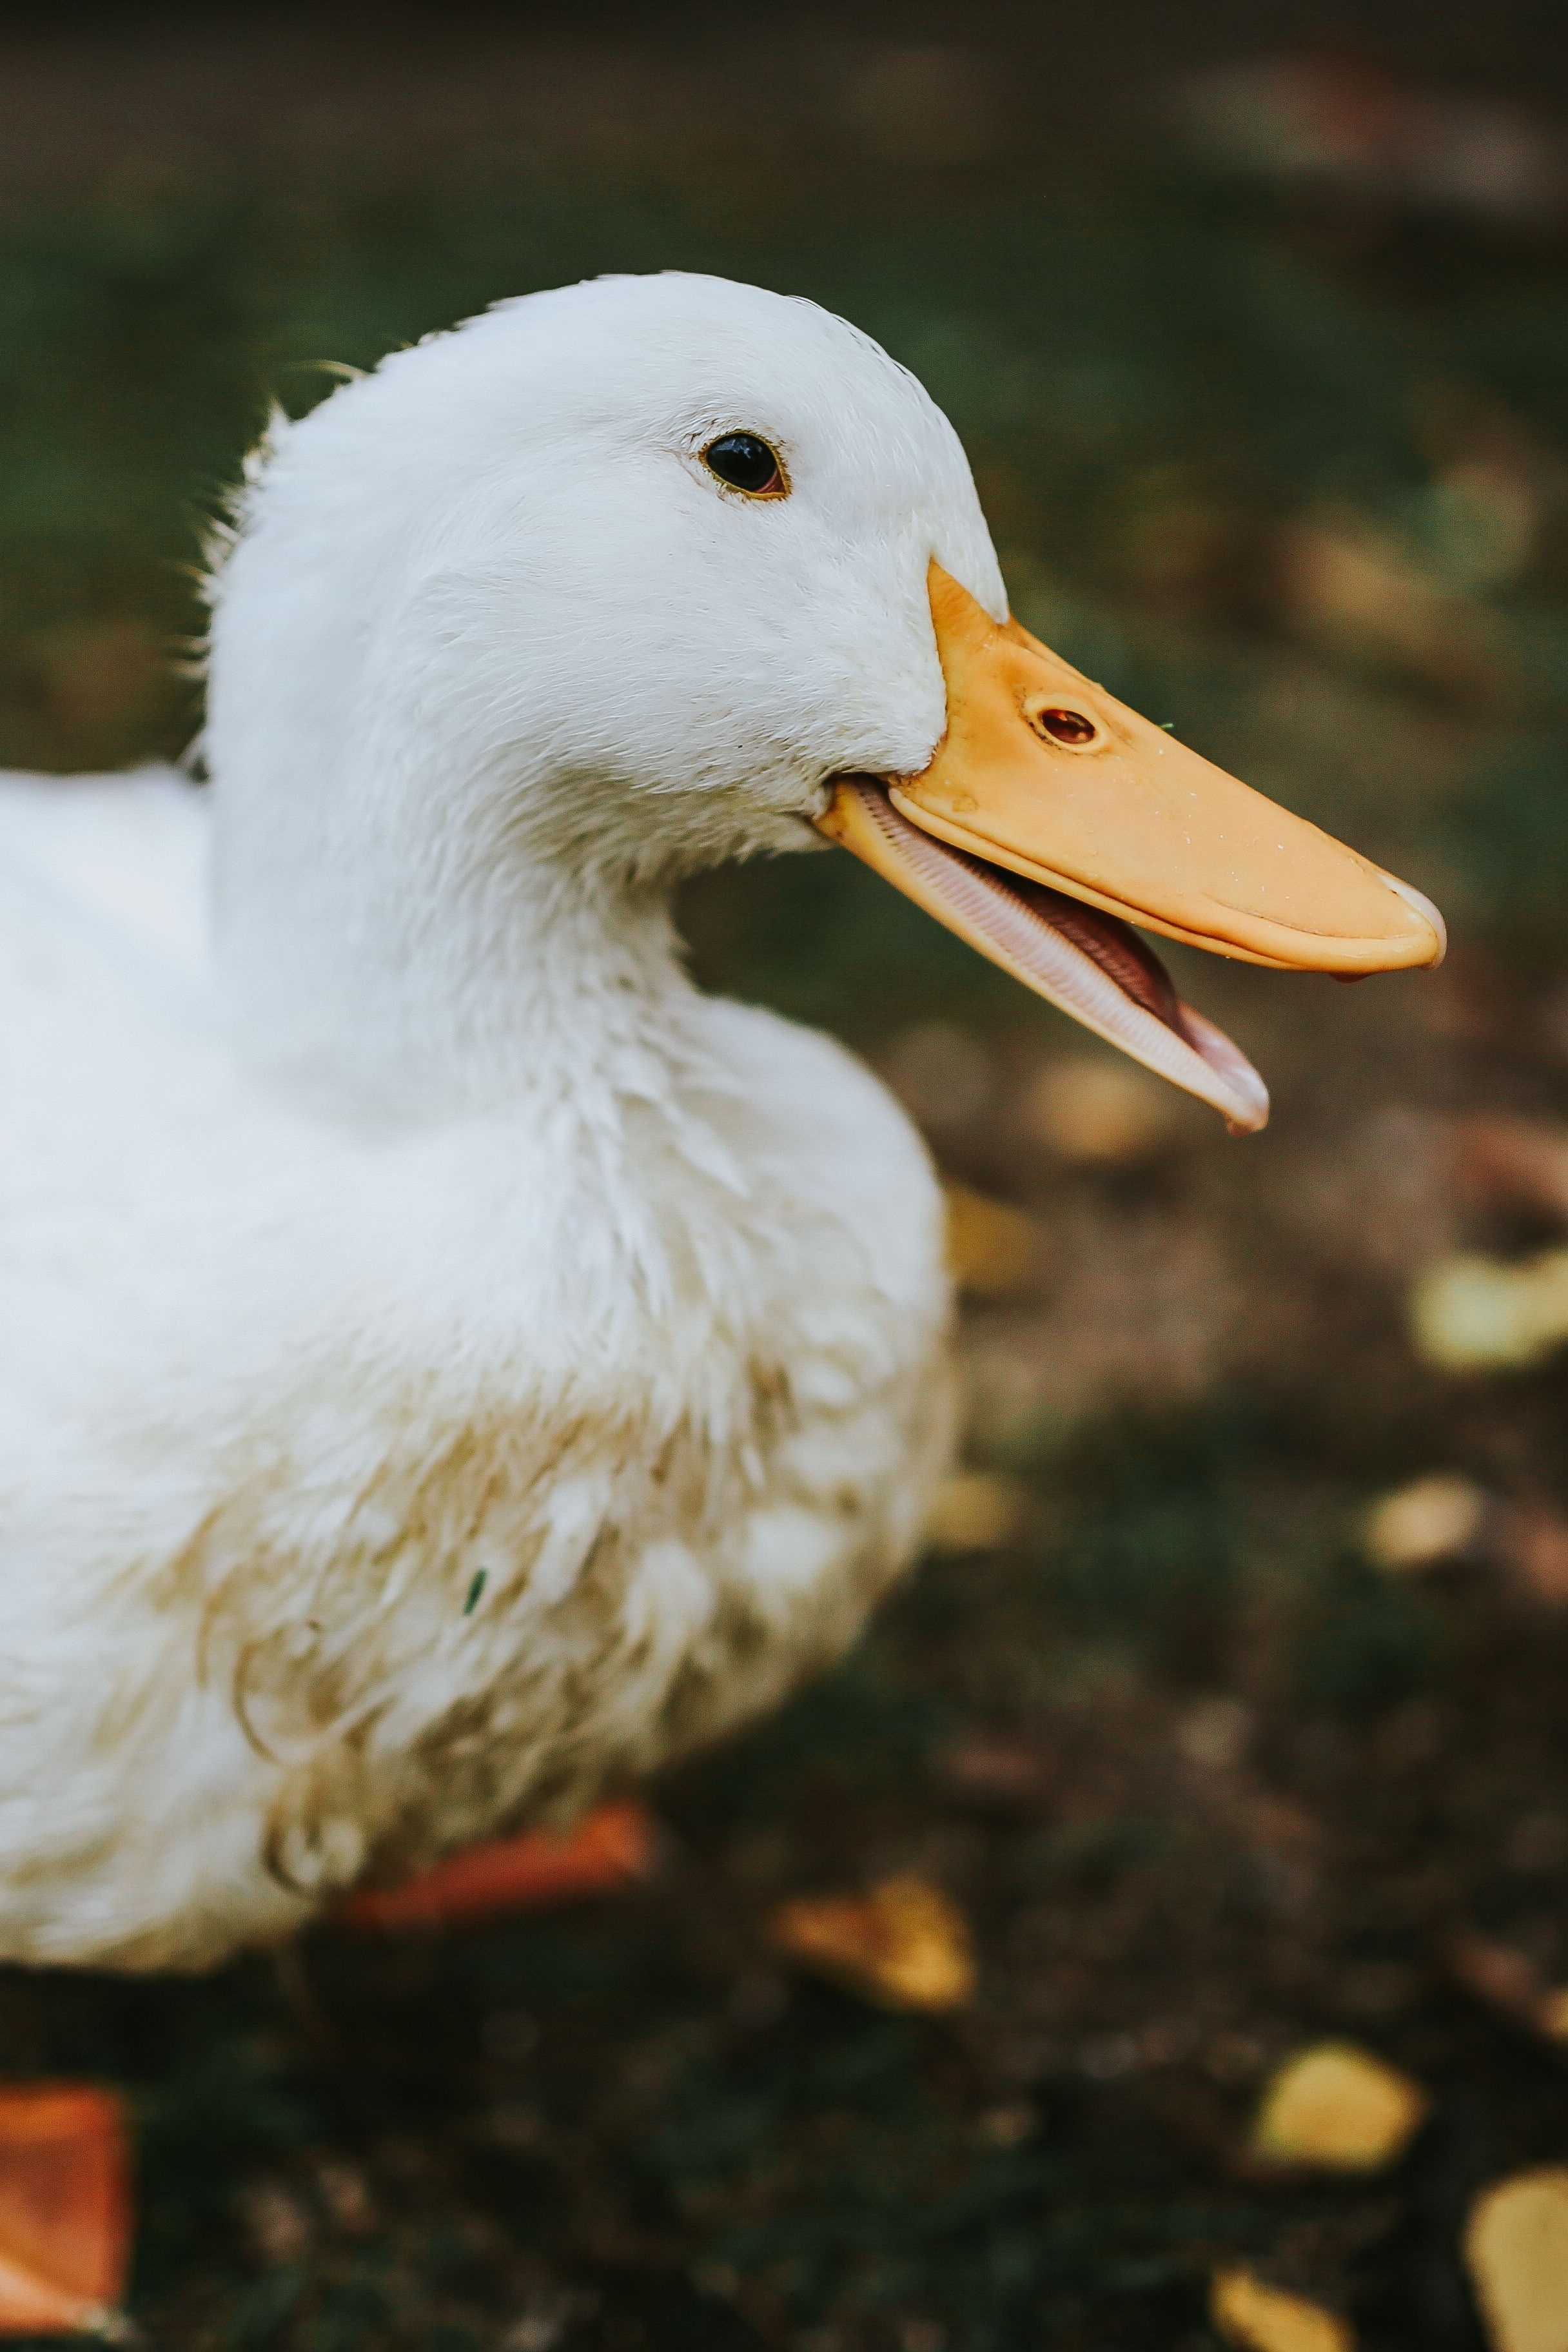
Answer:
[818, 562, 1445, 1134]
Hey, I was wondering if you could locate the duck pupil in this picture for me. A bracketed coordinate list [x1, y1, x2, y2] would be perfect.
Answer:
[705, 433, 779, 492]
[1040, 708, 1097, 745]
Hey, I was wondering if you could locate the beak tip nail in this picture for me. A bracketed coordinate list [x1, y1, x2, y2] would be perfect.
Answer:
[1378, 870, 1447, 968]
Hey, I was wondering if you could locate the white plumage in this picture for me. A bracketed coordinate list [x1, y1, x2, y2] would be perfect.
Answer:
[0, 275, 999, 1970]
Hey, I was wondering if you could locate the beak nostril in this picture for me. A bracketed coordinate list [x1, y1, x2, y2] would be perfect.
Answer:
[1032, 706, 1099, 748]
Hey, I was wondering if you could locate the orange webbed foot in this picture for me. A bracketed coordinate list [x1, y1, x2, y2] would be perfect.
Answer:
[333, 1799, 656, 1934]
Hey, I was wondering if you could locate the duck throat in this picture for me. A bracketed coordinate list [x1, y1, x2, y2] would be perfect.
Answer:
[210, 781, 696, 1127]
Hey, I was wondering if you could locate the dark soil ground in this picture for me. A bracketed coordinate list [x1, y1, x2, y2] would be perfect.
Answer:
[6, 14, 1568, 2347]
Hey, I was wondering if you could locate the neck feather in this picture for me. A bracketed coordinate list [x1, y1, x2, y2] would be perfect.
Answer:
[211, 774, 696, 1126]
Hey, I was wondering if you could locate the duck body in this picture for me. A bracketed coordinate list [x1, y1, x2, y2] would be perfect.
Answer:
[0, 754, 948, 1970]
[0, 275, 1002, 1968]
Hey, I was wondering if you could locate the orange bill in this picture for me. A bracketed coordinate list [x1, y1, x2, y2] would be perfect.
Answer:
[818, 562, 1445, 1133]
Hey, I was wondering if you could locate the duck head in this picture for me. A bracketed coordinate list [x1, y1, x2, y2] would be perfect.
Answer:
[206, 272, 1442, 1122]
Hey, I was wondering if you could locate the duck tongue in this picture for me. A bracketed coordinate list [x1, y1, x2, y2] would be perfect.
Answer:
[830, 779, 1269, 1134]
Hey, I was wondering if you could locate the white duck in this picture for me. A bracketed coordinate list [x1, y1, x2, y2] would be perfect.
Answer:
[0, 272, 1443, 1975]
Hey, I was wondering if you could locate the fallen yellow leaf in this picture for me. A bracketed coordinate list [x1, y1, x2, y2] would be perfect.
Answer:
[925, 1471, 1026, 1553]
[1464, 2168, 1568, 2352]
[1211, 2268, 1354, 2352]
[1411, 1249, 1568, 1373]
[1024, 1055, 1177, 1166]
[1251, 2043, 1426, 2171]
[943, 1183, 1043, 1298]
[1360, 1474, 1487, 1571]
[767, 1877, 975, 2012]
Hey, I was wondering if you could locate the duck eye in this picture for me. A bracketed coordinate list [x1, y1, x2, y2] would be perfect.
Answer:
[702, 433, 786, 497]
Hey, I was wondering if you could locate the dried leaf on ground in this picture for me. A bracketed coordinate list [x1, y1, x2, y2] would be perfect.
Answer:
[1175, 1695, 1253, 1770]
[767, 1876, 976, 2012]
[1447, 1932, 1568, 2046]
[1360, 1474, 1487, 1571]
[237, 2177, 313, 2266]
[943, 1183, 1044, 1297]
[1411, 1248, 1568, 1371]
[311, 2156, 377, 2237]
[1211, 2267, 1354, 2352]
[924, 1470, 1027, 1553]
[1500, 1508, 1568, 1605]
[1456, 1116, 1568, 1226]
[1449, 1932, 1551, 2028]
[1251, 2043, 1426, 2171]
[936, 1736, 1048, 1810]
[0, 2084, 131, 2336]
[1023, 1056, 1178, 1166]
[1464, 2168, 1568, 2352]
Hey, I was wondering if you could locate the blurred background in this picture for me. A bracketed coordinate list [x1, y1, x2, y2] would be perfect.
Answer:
[12, 3, 1568, 2346]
